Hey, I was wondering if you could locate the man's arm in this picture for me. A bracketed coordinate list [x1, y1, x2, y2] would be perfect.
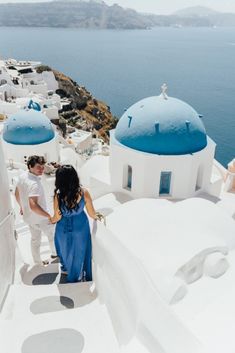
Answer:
[15, 187, 23, 215]
[29, 196, 51, 219]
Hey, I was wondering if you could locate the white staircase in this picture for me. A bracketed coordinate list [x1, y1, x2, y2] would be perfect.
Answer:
[0, 281, 121, 353]
[0, 223, 149, 353]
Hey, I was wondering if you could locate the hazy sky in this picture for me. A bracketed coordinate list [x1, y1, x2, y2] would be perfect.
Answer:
[0, 0, 235, 15]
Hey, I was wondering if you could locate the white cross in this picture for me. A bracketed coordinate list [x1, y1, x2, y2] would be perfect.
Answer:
[161, 83, 168, 99]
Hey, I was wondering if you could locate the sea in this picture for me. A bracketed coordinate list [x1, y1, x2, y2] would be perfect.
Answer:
[0, 26, 235, 166]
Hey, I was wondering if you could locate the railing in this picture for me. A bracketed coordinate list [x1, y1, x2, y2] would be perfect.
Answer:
[0, 208, 15, 311]
[0, 209, 14, 229]
[6, 159, 27, 171]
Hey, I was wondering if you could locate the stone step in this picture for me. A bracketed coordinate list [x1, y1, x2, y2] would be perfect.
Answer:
[0, 282, 150, 353]
[0, 282, 120, 353]
[1, 282, 96, 320]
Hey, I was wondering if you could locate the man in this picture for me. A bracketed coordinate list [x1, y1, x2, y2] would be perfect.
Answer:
[15, 155, 57, 265]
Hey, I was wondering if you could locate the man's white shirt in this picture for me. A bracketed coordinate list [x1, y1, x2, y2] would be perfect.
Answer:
[16, 171, 48, 225]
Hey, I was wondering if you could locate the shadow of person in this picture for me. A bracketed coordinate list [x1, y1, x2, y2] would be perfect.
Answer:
[20, 263, 60, 285]
[32, 273, 58, 285]
[30, 295, 75, 315]
[21, 329, 84, 353]
[28, 281, 96, 316]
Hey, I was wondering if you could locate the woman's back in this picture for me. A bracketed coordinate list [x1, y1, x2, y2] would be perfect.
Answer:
[52, 164, 97, 282]
[60, 193, 85, 217]
[55, 191, 92, 282]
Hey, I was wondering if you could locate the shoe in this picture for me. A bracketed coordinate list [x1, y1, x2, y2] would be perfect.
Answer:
[51, 254, 58, 259]
[60, 265, 68, 274]
[61, 270, 68, 275]
[42, 259, 49, 266]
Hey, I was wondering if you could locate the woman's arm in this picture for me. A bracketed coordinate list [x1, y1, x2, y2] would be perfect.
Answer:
[50, 194, 62, 224]
[84, 189, 102, 220]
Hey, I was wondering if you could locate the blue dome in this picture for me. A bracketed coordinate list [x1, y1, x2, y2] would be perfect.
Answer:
[115, 95, 207, 155]
[3, 110, 55, 145]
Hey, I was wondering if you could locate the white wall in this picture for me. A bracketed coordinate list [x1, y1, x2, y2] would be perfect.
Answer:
[42, 106, 59, 120]
[0, 68, 13, 86]
[92, 221, 200, 352]
[41, 71, 59, 92]
[0, 139, 15, 309]
[110, 132, 216, 200]
[0, 84, 29, 100]
[0, 101, 19, 115]
[22, 71, 58, 92]
[2, 136, 60, 164]
[28, 83, 48, 97]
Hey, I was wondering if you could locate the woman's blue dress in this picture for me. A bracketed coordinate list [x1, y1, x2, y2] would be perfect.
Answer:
[54, 195, 92, 282]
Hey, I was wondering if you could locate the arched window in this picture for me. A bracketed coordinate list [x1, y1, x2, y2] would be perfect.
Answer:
[159, 171, 172, 195]
[0, 79, 7, 86]
[195, 165, 203, 191]
[123, 165, 132, 190]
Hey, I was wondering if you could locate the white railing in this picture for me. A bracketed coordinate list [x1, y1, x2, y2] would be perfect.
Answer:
[0, 208, 15, 311]
[6, 159, 27, 171]
[0, 209, 14, 229]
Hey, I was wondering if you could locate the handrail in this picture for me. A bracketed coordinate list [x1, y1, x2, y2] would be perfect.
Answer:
[213, 160, 227, 180]
[5, 159, 27, 171]
[0, 209, 14, 228]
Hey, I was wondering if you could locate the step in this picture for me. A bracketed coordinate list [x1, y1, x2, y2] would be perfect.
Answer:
[0, 283, 120, 353]
[0, 283, 151, 353]
[1, 282, 97, 320]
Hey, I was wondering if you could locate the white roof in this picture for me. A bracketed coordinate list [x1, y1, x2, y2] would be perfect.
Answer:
[106, 197, 235, 275]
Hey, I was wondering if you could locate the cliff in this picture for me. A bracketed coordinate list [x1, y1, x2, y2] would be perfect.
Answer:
[0, 1, 150, 29]
[0, 2, 235, 28]
[36, 66, 117, 142]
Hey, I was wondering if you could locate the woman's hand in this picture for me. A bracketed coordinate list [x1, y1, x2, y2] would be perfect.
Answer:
[95, 212, 105, 224]
[49, 215, 59, 224]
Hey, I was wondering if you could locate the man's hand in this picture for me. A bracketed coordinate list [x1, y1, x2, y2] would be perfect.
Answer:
[47, 216, 53, 224]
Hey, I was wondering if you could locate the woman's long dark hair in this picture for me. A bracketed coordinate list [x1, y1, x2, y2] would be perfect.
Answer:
[54, 165, 82, 210]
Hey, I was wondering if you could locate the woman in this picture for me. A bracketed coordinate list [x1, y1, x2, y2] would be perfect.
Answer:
[50, 165, 101, 282]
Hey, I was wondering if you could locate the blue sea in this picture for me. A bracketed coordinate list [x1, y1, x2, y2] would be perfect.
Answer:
[0, 26, 235, 166]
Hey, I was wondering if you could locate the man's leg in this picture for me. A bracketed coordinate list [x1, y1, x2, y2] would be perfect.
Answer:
[29, 224, 42, 264]
[39, 222, 57, 257]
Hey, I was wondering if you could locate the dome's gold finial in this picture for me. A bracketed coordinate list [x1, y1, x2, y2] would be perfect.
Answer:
[161, 83, 168, 100]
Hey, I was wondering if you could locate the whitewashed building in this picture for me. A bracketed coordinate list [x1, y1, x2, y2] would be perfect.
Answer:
[83, 88, 220, 200]
[2, 109, 59, 164]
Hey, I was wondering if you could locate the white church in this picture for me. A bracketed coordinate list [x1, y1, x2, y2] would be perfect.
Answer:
[80, 85, 222, 201]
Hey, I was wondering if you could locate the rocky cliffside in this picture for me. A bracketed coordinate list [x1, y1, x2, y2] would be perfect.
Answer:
[37, 65, 118, 142]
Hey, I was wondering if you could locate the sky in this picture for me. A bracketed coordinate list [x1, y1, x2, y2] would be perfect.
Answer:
[0, 0, 235, 15]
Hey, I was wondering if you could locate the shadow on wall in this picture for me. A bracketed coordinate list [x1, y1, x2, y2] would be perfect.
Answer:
[21, 329, 84, 353]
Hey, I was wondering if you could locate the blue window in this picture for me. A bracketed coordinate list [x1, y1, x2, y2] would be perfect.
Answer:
[159, 172, 172, 195]
[127, 166, 132, 189]
[124, 165, 132, 190]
